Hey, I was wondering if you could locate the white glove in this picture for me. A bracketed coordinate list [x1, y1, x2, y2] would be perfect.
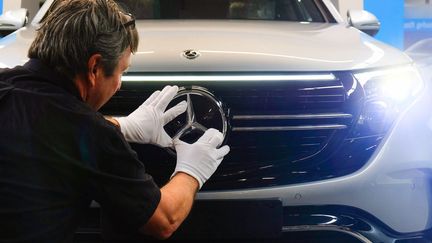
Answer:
[172, 128, 230, 189]
[116, 85, 187, 147]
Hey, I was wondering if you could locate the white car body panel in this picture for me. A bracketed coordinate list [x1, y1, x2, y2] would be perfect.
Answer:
[0, 21, 411, 71]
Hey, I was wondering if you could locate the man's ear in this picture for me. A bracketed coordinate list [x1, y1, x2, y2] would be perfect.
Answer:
[87, 54, 103, 87]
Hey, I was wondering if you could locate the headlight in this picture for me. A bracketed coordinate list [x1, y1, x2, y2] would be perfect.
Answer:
[354, 65, 424, 104]
[351, 65, 424, 137]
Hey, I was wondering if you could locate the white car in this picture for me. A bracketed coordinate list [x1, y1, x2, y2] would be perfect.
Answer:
[1, 0, 432, 242]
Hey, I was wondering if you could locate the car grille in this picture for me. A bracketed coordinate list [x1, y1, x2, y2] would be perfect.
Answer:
[101, 72, 364, 190]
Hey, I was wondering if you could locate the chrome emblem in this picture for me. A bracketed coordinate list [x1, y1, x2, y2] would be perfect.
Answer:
[182, 49, 201, 60]
[165, 87, 228, 145]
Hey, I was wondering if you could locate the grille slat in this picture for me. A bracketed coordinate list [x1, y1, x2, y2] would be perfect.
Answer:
[232, 125, 347, 132]
[233, 113, 352, 120]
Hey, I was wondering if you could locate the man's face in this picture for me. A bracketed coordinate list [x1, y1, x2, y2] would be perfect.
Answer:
[88, 48, 132, 110]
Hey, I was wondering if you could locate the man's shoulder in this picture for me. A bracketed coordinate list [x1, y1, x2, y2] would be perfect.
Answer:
[0, 69, 109, 135]
[0, 65, 28, 82]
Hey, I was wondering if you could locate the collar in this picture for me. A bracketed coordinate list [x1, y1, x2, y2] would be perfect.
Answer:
[23, 59, 83, 101]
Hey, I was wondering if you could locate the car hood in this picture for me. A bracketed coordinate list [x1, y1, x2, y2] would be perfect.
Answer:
[0, 21, 412, 72]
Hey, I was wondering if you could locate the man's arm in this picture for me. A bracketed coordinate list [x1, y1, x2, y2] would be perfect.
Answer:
[140, 172, 198, 239]
[139, 128, 230, 239]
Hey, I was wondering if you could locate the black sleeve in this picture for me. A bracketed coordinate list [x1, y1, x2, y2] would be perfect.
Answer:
[86, 119, 162, 231]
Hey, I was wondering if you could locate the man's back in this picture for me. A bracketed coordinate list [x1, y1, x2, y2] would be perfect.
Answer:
[0, 60, 161, 242]
[0, 62, 94, 242]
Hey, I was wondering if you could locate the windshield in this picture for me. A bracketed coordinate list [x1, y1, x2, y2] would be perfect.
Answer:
[115, 0, 325, 22]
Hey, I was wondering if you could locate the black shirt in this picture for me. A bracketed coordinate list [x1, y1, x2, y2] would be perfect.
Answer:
[0, 59, 161, 242]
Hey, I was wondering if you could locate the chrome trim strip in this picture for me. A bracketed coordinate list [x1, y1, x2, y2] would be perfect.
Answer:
[282, 225, 372, 243]
[233, 113, 352, 120]
[122, 74, 336, 82]
[299, 85, 343, 91]
[232, 125, 347, 132]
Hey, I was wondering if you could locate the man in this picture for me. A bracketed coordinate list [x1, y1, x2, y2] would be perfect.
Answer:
[0, 0, 229, 242]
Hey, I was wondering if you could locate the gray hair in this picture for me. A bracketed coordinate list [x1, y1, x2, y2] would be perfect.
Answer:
[28, 0, 139, 80]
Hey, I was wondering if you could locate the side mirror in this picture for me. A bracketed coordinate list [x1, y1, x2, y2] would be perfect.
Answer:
[347, 9, 380, 36]
[0, 8, 29, 32]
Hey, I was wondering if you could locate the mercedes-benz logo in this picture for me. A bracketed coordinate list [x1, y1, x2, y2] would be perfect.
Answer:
[182, 49, 201, 60]
[165, 87, 228, 146]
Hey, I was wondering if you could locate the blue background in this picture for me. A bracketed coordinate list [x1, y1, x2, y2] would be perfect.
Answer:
[0, 0, 3, 14]
[364, 0, 404, 49]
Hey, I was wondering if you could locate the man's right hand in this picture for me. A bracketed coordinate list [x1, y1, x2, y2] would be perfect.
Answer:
[116, 85, 186, 148]
[172, 128, 230, 189]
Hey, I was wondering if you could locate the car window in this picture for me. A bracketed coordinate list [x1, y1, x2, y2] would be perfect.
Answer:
[115, 0, 325, 22]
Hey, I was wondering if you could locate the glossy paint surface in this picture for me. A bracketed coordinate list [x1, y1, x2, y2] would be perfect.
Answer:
[0, 21, 411, 71]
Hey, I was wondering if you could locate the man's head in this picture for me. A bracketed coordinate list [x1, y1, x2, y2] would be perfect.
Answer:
[28, 0, 138, 109]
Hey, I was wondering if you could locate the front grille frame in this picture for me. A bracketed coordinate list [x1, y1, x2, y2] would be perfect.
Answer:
[101, 71, 373, 190]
